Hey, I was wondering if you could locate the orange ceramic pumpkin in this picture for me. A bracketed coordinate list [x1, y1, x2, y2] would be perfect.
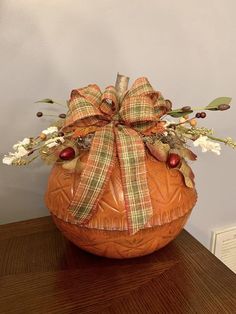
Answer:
[45, 150, 197, 258]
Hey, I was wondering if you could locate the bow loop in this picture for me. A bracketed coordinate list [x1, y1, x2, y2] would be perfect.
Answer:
[125, 77, 159, 102]
[100, 85, 119, 116]
[119, 96, 156, 126]
[70, 84, 102, 108]
[118, 77, 160, 132]
[63, 85, 105, 131]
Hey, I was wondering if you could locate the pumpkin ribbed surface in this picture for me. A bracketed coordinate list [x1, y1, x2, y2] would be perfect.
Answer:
[45, 152, 197, 258]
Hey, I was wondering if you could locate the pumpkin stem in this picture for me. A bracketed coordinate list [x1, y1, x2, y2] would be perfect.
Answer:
[115, 73, 129, 105]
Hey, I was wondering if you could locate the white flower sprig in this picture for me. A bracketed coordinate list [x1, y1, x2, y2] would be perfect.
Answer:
[13, 138, 31, 150]
[2, 126, 67, 166]
[41, 126, 58, 135]
[45, 137, 65, 148]
[193, 135, 221, 155]
[3, 146, 30, 165]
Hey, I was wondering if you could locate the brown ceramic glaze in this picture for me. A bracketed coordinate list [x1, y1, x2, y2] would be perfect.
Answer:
[45, 152, 197, 258]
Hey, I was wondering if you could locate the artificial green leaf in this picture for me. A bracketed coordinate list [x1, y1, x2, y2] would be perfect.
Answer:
[179, 148, 197, 161]
[167, 110, 193, 118]
[146, 141, 170, 162]
[205, 97, 232, 111]
[178, 159, 195, 188]
[185, 176, 194, 189]
[35, 98, 54, 104]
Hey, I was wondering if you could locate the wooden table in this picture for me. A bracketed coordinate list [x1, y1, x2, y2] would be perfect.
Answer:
[0, 216, 235, 313]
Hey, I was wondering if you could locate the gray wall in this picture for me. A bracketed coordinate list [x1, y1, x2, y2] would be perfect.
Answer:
[1, 0, 235, 249]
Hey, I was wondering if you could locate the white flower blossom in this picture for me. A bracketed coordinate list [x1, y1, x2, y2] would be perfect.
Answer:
[193, 135, 221, 155]
[45, 136, 65, 148]
[13, 138, 30, 150]
[2, 156, 15, 165]
[2, 146, 29, 165]
[164, 120, 176, 136]
[14, 146, 29, 158]
[42, 126, 58, 135]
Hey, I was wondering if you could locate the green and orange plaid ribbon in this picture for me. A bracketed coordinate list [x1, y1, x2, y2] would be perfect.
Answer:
[62, 77, 168, 234]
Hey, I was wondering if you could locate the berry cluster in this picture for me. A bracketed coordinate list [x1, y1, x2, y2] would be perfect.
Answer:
[195, 112, 206, 119]
[36, 112, 66, 119]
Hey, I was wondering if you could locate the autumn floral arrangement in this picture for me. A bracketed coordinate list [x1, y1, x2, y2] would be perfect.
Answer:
[2, 77, 235, 193]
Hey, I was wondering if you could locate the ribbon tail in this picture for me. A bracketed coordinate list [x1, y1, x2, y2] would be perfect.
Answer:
[68, 123, 115, 224]
[115, 125, 153, 234]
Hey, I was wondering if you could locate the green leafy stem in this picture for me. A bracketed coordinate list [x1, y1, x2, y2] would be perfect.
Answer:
[167, 97, 232, 118]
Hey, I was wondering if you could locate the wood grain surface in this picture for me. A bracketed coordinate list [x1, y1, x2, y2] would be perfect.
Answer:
[0, 216, 235, 313]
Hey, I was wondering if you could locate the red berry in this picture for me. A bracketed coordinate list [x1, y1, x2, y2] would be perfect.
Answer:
[181, 106, 191, 112]
[167, 153, 181, 168]
[59, 113, 66, 119]
[36, 112, 43, 117]
[218, 104, 230, 111]
[59, 147, 75, 160]
[200, 112, 206, 118]
[195, 112, 201, 118]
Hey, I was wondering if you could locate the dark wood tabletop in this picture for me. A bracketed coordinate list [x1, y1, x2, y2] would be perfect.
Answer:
[0, 216, 235, 313]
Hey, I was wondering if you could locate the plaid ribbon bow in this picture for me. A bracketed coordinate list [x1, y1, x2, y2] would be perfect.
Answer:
[63, 77, 166, 234]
